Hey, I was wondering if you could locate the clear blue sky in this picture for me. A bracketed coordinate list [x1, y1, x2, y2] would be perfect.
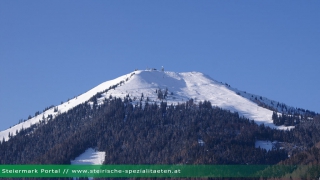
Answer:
[1, 1, 319, 130]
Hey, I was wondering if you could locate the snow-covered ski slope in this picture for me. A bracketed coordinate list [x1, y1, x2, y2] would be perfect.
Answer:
[0, 70, 293, 141]
[71, 148, 105, 165]
[104, 70, 292, 130]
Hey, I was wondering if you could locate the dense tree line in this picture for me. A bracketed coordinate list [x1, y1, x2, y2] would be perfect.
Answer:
[95, 100, 287, 165]
[272, 112, 301, 126]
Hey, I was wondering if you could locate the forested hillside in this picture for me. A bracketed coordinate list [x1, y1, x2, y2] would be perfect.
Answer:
[1, 93, 320, 180]
[1, 95, 320, 164]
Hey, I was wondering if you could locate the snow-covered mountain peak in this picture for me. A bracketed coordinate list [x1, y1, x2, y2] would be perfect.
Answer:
[100, 70, 292, 130]
[0, 69, 294, 142]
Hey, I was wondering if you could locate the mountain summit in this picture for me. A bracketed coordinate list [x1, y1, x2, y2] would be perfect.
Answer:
[0, 69, 296, 141]
[105, 70, 281, 129]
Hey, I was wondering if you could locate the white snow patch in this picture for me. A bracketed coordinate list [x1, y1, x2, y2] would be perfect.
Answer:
[255, 140, 276, 151]
[198, 139, 205, 146]
[71, 148, 105, 165]
[71, 148, 105, 180]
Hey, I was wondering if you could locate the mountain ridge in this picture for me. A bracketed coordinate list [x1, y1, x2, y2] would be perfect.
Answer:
[1, 69, 314, 141]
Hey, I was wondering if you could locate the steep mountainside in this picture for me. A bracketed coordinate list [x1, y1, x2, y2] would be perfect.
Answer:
[2, 70, 314, 142]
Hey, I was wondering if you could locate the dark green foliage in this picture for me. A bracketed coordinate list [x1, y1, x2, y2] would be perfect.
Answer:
[1, 94, 320, 173]
[157, 88, 164, 100]
[96, 99, 287, 165]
